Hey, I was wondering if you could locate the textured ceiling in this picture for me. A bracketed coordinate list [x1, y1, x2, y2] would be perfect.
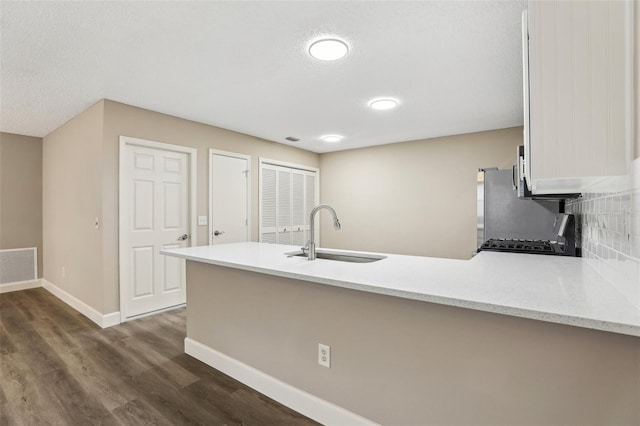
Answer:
[0, 1, 526, 153]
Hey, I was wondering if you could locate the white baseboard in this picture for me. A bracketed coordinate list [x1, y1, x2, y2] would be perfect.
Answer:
[0, 279, 42, 294]
[102, 311, 121, 328]
[42, 279, 120, 329]
[184, 338, 377, 426]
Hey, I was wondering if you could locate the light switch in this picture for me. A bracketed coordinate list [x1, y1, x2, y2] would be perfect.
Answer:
[198, 216, 207, 226]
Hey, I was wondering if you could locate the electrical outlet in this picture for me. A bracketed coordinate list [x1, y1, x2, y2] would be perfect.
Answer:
[62, 266, 66, 278]
[318, 343, 330, 368]
[198, 216, 207, 226]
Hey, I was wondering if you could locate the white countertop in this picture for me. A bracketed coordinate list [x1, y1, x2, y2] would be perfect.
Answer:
[161, 242, 640, 337]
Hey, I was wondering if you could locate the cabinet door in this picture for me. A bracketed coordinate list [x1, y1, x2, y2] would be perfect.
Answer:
[527, 0, 632, 193]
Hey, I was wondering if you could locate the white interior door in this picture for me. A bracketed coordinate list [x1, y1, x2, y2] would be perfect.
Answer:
[210, 150, 250, 244]
[120, 139, 194, 320]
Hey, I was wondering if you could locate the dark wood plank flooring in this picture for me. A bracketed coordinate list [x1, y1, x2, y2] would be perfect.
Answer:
[0, 288, 318, 425]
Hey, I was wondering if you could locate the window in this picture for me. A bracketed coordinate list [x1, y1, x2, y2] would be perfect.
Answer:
[259, 159, 319, 246]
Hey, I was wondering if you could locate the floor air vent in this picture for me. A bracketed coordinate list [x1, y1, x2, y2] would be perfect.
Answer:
[0, 248, 37, 285]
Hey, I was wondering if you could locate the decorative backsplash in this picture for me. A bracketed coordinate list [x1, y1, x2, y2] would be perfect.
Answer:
[565, 159, 640, 307]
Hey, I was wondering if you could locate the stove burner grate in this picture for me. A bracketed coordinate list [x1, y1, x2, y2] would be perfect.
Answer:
[479, 238, 565, 255]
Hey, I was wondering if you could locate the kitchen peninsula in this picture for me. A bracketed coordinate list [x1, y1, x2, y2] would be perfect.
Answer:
[162, 242, 640, 425]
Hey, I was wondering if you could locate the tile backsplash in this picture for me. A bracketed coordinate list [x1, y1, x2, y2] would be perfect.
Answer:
[565, 159, 640, 307]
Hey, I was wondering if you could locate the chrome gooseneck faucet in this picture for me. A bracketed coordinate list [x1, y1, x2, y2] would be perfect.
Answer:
[304, 204, 341, 260]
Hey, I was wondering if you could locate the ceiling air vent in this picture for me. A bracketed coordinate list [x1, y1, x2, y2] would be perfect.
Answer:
[285, 136, 300, 142]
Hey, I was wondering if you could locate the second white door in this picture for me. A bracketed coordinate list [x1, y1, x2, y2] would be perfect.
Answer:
[210, 150, 250, 244]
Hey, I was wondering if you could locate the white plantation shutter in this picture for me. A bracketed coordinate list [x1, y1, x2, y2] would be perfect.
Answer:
[260, 161, 318, 245]
[262, 233, 277, 244]
[291, 229, 306, 246]
[277, 170, 291, 231]
[278, 230, 292, 245]
[304, 173, 316, 244]
[277, 169, 291, 244]
[292, 172, 304, 226]
[261, 166, 277, 241]
[291, 171, 306, 246]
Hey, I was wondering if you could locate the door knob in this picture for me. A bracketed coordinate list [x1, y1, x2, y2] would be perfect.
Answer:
[214, 230, 225, 236]
[178, 234, 189, 241]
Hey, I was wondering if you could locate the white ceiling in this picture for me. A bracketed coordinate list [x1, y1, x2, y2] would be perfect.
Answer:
[0, 1, 526, 153]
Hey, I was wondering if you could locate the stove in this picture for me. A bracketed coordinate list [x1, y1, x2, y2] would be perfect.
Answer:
[478, 238, 569, 256]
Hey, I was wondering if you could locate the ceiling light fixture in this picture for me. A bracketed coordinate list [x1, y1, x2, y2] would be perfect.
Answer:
[308, 38, 349, 61]
[321, 135, 343, 143]
[369, 98, 399, 111]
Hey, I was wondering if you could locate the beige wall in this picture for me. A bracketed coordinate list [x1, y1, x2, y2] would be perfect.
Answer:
[41, 99, 318, 315]
[101, 100, 319, 313]
[43, 101, 104, 310]
[319, 127, 521, 259]
[0, 133, 43, 277]
[188, 262, 640, 425]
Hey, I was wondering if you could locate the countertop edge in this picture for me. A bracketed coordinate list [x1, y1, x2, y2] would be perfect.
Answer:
[162, 249, 640, 338]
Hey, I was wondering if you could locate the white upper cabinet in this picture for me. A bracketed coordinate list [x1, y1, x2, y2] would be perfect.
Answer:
[524, 0, 634, 194]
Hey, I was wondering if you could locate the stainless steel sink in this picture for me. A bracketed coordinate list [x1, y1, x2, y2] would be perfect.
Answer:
[285, 249, 386, 263]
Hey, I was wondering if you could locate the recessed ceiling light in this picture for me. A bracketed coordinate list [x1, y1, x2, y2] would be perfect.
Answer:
[321, 135, 343, 143]
[369, 98, 399, 111]
[308, 38, 349, 61]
